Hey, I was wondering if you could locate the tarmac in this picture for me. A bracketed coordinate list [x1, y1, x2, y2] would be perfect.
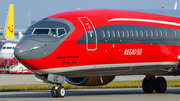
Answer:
[1, 74, 180, 101]
[1, 88, 180, 101]
[1, 74, 180, 85]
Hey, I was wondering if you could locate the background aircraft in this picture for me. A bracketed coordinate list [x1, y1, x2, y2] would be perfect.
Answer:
[0, 4, 24, 59]
[0, 4, 32, 74]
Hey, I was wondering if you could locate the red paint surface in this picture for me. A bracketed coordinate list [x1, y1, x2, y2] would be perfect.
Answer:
[18, 9, 180, 71]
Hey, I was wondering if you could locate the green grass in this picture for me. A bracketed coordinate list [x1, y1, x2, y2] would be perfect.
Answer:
[1, 80, 180, 92]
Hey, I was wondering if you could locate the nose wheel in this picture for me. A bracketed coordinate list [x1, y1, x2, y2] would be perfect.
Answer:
[51, 85, 66, 98]
[142, 75, 167, 93]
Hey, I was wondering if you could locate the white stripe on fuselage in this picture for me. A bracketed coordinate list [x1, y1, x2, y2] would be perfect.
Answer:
[108, 18, 180, 26]
[36, 62, 178, 74]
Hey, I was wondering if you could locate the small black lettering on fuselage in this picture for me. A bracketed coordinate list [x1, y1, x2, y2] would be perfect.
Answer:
[61, 61, 66, 64]
[61, 61, 77, 64]
[56, 56, 79, 59]
[56, 56, 66, 59]
[58, 56, 78, 65]
[72, 61, 77, 64]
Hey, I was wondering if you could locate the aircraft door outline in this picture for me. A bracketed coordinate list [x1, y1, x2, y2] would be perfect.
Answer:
[78, 17, 97, 51]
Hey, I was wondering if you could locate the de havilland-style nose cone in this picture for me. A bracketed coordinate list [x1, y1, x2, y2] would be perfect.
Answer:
[14, 36, 40, 60]
[14, 35, 63, 70]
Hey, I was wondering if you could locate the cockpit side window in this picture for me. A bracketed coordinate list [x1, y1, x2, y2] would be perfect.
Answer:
[58, 28, 66, 37]
[25, 29, 34, 35]
[33, 28, 50, 35]
[49, 29, 57, 37]
[7, 47, 12, 49]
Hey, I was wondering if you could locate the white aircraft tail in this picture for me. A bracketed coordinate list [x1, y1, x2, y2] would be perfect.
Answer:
[174, 2, 177, 10]
[18, 31, 23, 39]
[3, 4, 15, 40]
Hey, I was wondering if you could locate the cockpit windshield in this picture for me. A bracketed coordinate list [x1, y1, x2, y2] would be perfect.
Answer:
[33, 29, 50, 35]
[25, 29, 34, 35]
[49, 29, 57, 37]
[58, 28, 66, 37]
[25, 27, 66, 38]
[49, 28, 66, 37]
[24, 18, 75, 39]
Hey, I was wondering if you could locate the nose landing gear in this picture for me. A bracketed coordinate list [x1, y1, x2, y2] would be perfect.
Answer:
[142, 75, 167, 93]
[51, 84, 66, 98]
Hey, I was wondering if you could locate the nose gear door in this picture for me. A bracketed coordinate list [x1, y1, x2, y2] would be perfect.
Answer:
[78, 17, 97, 51]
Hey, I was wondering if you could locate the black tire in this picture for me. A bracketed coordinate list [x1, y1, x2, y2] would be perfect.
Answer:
[142, 77, 154, 93]
[154, 77, 167, 93]
[57, 86, 66, 98]
[51, 86, 58, 98]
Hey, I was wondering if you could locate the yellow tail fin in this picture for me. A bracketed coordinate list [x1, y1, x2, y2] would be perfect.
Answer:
[3, 4, 15, 39]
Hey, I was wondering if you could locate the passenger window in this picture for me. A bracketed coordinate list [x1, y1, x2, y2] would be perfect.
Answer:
[33, 28, 50, 35]
[106, 30, 110, 37]
[2, 47, 6, 49]
[154, 30, 158, 37]
[134, 30, 138, 37]
[144, 30, 148, 37]
[116, 30, 120, 37]
[158, 30, 163, 37]
[49, 29, 57, 37]
[120, 30, 124, 37]
[149, 30, 153, 37]
[139, 30, 143, 37]
[130, 30, 134, 37]
[58, 28, 66, 37]
[101, 30, 105, 38]
[7, 47, 11, 49]
[173, 30, 176, 37]
[164, 30, 167, 37]
[111, 30, 115, 37]
[125, 30, 129, 37]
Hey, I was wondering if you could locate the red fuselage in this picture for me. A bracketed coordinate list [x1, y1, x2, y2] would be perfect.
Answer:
[14, 9, 180, 77]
